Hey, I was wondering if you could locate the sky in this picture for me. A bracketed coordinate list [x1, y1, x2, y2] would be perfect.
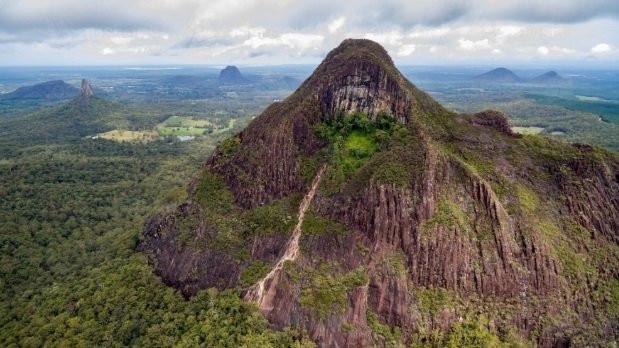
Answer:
[0, 0, 618, 66]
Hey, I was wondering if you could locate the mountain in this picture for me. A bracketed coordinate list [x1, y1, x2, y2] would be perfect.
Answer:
[0, 80, 118, 146]
[140, 39, 619, 347]
[80, 78, 95, 98]
[474, 67, 521, 83]
[0, 80, 79, 101]
[531, 71, 567, 85]
[219, 65, 245, 83]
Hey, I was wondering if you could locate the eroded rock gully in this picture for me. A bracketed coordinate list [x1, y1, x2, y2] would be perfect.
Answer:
[245, 165, 327, 308]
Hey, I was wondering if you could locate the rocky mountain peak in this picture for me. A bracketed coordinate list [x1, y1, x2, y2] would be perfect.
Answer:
[80, 79, 94, 98]
[298, 39, 442, 124]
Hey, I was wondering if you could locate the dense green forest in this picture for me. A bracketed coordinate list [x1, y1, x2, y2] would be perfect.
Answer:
[2, 66, 619, 346]
[0, 92, 317, 347]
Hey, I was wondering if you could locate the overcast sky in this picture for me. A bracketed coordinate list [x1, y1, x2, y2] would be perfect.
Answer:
[0, 0, 618, 66]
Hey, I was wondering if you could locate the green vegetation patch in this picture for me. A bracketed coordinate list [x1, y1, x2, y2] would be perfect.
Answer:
[519, 134, 581, 162]
[243, 198, 297, 237]
[299, 150, 329, 184]
[195, 171, 235, 215]
[344, 130, 376, 162]
[301, 210, 348, 236]
[366, 309, 402, 344]
[515, 184, 539, 214]
[193, 171, 247, 254]
[438, 142, 498, 179]
[315, 112, 415, 193]
[424, 198, 473, 236]
[217, 135, 241, 159]
[556, 245, 597, 284]
[369, 146, 421, 187]
[608, 279, 619, 319]
[376, 251, 408, 276]
[299, 264, 368, 320]
[412, 316, 527, 347]
[239, 260, 271, 288]
[528, 93, 619, 125]
[416, 287, 453, 316]
[156, 116, 236, 136]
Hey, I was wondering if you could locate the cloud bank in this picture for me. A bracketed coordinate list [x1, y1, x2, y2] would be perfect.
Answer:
[0, 0, 618, 65]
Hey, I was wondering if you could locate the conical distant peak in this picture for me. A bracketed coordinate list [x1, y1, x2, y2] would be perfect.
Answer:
[80, 79, 94, 98]
[297, 38, 440, 124]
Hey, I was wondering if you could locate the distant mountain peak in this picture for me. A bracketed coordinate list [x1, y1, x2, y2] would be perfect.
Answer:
[531, 70, 567, 84]
[0, 80, 78, 101]
[219, 66, 244, 83]
[474, 67, 521, 83]
[80, 79, 94, 98]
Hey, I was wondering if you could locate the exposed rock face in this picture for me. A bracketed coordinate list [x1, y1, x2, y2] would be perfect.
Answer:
[219, 65, 244, 83]
[140, 39, 619, 347]
[80, 79, 94, 98]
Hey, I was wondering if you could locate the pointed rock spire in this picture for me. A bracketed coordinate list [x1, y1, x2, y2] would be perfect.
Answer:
[80, 79, 94, 98]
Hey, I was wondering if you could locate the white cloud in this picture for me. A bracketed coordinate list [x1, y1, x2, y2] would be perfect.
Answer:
[591, 42, 612, 53]
[409, 27, 451, 39]
[1, 0, 619, 65]
[542, 27, 563, 37]
[280, 33, 324, 50]
[243, 32, 323, 51]
[229, 26, 266, 38]
[550, 46, 576, 54]
[328, 17, 346, 34]
[110, 36, 132, 45]
[364, 31, 404, 46]
[101, 47, 115, 55]
[458, 38, 491, 51]
[498, 25, 522, 37]
[537, 46, 549, 55]
[495, 25, 522, 43]
[397, 44, 416, 56]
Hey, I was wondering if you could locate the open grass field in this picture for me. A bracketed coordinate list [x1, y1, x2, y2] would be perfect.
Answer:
[156, 116, 236, 136]
[94, 130, 160, 142]
[156, 116, 212, 136]
[512, 126, 545, 135]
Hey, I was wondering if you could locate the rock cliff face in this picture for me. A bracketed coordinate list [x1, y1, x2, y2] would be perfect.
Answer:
[140, 39, 619, 347]
[80, 79, 94, 98]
